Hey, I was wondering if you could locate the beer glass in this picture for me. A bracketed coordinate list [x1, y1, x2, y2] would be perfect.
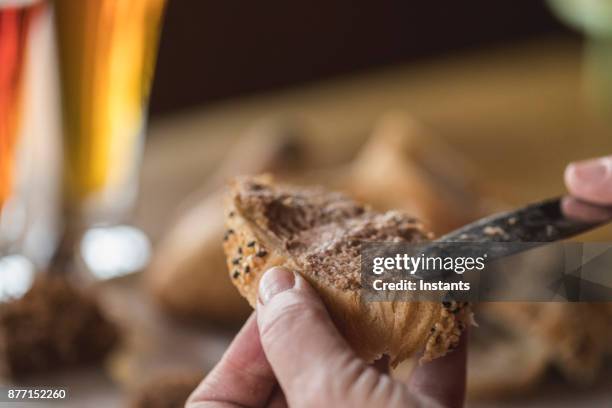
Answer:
[53, 0, 166, 279]
[0, 0, 46, 299]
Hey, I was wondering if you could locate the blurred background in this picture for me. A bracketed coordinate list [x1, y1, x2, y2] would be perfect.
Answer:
[1, 0, 611, 407]
[150, 0, 566, 114]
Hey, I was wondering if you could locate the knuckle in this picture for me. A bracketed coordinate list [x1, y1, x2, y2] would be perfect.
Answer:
[298, 354, 359, 405]
[295, 374, 336, 408]
[259, 292, 326, 345]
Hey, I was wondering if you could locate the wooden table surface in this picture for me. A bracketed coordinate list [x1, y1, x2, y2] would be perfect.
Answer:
[11, 37, 612, 407]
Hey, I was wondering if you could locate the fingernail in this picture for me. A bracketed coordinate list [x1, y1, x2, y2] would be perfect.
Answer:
[258, 267, 295, 305]
[570, 158, 610, 184]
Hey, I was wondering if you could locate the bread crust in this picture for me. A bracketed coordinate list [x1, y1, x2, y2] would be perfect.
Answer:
[223, 176, 470, 366]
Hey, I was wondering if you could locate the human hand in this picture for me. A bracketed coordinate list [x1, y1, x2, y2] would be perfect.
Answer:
[187, 267, 466, 408]
[563, 155, 612, 221]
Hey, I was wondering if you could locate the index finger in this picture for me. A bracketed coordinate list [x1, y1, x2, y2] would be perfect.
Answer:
[187, 313, 277, 408]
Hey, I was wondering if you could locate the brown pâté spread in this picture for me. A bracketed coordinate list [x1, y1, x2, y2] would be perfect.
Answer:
[234, 179, 430, 291]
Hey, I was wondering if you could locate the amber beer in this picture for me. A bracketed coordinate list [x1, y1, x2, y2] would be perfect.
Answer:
[54, 0, 166, 214]
[0, 0, 42, 211]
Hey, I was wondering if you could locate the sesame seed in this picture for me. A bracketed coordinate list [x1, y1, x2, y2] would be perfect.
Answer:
[232, 257, 241, 265]
[223, 229, 235, 241]
[244, 265, 250, 274]
[247, 241, 256, 247]
[256, 250, 268, 257]
[232, 271, 240, 279]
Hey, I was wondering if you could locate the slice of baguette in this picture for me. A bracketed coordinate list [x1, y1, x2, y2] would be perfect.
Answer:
[222, 175, 471, 366]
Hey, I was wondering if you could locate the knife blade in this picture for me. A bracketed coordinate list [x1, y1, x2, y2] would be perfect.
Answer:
[433, 196, 612, 261]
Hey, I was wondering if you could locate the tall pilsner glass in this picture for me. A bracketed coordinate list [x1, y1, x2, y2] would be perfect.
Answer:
[53, 0, 166, 279]
[0, 0, 45, 299]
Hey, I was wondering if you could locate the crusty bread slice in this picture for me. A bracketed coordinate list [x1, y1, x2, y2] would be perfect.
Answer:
[223, 175, 470, 366]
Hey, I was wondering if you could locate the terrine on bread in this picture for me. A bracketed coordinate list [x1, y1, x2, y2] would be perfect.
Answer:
[222, 175, 471, 366]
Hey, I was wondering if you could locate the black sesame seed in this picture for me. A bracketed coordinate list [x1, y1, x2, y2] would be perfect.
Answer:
[232, 271, 240, 279]
[442, 301, 452, 308]
[229, 211, 235, 217]
[223, 229, 235, 241]
[238, 247, 242, 254]
[256, 250, 268, 257]
[232, 257, 241, 265]
[247, 241, 256, 247]
[244, 265, 250, 274]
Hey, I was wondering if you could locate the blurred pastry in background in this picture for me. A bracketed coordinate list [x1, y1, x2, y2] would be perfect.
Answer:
[197, 117, 312, 192]
[465, 312, 550, 400]
[147, 190, 250, 324]
[349, 113, 498, 235]
[462, 302, 611, 400]
[128, 370, 203, 408]
[0, 275, 119, 379]
[484, 302, 611, 383]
